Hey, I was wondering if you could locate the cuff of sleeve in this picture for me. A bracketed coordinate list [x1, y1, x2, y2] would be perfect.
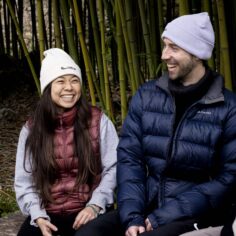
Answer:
[148, 214, 158, 229]
[29, 205, 50, 227]
[87, 191, 114, 214]
[126, 215, 145, 230]
[86, 200, 107, 214]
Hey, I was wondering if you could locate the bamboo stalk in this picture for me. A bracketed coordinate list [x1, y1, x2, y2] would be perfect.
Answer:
[52, 0, 62, 48]
[3, 0, 10, 54]
[97, 0, 113, 120]
[138, 0, 155, 78]
[30, 0, 39, 51]
[178, 0, 189, 16]
[88, 1, 105, 101]
[72, 0, 105, 108]
[0, 8, 5, 54]
[216, 0, 232, 90]
[148, 0, 158, 74]
[158, 0, 166, 73]
[125, 0, 142, 85]
[11, 9, 18, 57]
[60, 0, 79, 64]
[37, 0, 44, 62]
[117, 0, 136, 94]
[6, 0, 40, 94]
[48, 0, 52, 48]
[201, 0, 215, 70]
[116, 0, 127, 123]
[212, 0, 220, 72]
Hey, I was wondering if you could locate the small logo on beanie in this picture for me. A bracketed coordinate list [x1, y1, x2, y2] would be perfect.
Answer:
[61, 66, 76, 70]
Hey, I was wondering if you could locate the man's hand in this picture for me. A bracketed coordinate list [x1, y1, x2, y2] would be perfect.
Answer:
[73, 205, 100, 230]
[125, 225, 145, 236]
[36, 217, 58, 236]
[145, 218, 153, 231]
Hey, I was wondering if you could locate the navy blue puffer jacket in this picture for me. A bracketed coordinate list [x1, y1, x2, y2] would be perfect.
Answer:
[117, 72, 236, 230]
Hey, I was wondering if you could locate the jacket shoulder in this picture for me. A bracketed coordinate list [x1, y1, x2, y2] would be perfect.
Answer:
[139, 79, 158, 91]
[224, 89, 236, 104]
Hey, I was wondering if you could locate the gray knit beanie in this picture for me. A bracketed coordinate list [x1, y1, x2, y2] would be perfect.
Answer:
[161, 12, 215, 60]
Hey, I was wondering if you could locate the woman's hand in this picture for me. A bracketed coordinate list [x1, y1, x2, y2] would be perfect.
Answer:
[73, 205, 100, 230]
[36, 217, 58, 236]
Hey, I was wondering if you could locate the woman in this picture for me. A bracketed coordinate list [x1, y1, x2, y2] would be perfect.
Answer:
[14, 48, 118, 236]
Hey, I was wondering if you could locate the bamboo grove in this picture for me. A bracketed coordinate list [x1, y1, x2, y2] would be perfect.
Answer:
[1, 0, 236, 127]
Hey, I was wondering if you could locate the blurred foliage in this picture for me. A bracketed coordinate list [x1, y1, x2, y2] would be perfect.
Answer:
[0, 189, 18, 217]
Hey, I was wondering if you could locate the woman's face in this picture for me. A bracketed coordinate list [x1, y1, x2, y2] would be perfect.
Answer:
[51, 74, 81, 112]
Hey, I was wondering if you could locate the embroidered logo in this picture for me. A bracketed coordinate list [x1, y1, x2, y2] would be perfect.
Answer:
[61, 66, 76, 70]
[197, 110, 211, 115]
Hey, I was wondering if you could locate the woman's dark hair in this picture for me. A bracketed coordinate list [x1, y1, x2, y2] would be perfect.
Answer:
[24, 85, 100, 204]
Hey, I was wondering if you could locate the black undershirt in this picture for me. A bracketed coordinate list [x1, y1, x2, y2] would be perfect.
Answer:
[168, 69, 213, 128]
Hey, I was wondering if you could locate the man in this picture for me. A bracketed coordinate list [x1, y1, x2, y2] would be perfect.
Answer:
[74, 12, 236, 236]
[117, 12, 236, 236]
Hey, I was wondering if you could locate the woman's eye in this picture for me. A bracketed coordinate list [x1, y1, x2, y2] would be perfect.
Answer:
[56, 80, 64, 83]
[72, 79, 80, 84]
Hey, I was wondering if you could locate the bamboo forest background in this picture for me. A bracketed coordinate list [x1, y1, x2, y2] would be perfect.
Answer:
[1, 0, 236, 127]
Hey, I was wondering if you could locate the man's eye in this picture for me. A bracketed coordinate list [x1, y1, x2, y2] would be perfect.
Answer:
[172, 46, 179, 51]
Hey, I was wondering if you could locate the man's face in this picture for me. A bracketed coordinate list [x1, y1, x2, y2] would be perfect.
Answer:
[161, 38, 199, 84]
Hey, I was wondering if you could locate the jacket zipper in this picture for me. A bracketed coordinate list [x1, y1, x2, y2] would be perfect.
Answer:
[159, 93, 175, 207]
[159, 97, 199, 206]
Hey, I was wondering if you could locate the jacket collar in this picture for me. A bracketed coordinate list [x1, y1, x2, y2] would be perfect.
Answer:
[56, 106, 77, 128]
[155, 71, 225, 104]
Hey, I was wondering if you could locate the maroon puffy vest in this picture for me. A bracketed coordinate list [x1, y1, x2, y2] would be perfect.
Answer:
[45, 106, 102, 215]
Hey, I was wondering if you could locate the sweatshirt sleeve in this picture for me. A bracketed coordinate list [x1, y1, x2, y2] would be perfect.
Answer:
[14, 125, 50, 226]
[86, 113, 118, 213]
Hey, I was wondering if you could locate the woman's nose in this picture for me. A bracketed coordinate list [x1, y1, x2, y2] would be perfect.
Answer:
[64, 81, 73, 89]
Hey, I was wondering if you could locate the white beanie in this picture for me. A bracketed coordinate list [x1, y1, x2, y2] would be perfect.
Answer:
[40, 48, 82, 93]
[161, 12, 215, 60]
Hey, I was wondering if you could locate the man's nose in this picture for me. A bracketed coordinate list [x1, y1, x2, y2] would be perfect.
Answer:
[161, 47, 171, 61]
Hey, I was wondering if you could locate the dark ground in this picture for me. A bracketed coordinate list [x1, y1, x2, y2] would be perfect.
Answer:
[0, 82, 38, 235]
[0, 212, 25, 236]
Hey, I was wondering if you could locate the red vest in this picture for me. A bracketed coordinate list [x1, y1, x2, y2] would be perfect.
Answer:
[46, 106, 102, 215]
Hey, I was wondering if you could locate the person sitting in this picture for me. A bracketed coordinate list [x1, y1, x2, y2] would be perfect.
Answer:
[68, 12, 236, 236]
[14, 48, 118, 236]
